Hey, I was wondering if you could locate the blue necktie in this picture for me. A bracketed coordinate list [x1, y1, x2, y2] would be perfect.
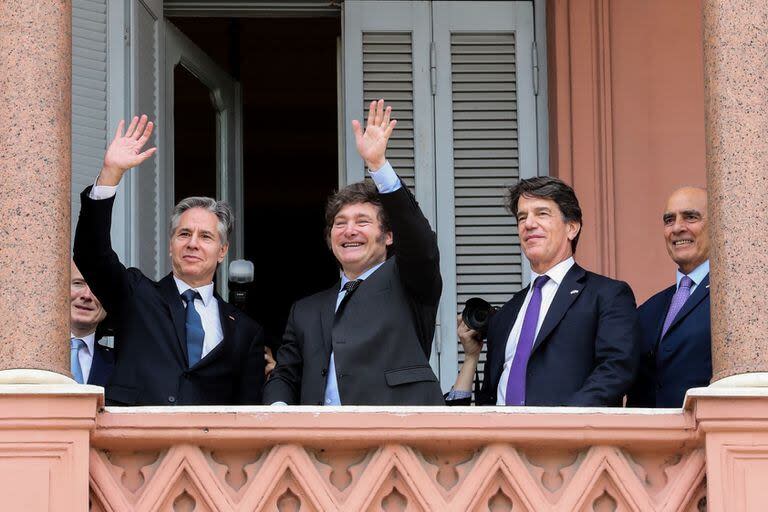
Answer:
[70, 338, 85, 384]
[181, 289, 205, 367]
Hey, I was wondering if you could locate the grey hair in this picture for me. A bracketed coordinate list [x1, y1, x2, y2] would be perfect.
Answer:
[169, 196, 234, 245]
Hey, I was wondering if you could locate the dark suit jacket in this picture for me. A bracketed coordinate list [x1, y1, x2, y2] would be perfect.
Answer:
[626, 274, 711, 408]
[452, 264, 641, 407]
[74, 187, 265, 406]
[87, 340, 114, 387]
[263, 185, 445, 405]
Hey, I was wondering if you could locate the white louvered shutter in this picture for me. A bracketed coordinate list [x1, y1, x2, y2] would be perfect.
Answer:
[71, 0, 109, 244]
[433, 2, 537, 394]
[344, 1, 440, 374]
[130, 0, 165, 278]
[362, 32, 416, 191]
[343, 1, 434, 215]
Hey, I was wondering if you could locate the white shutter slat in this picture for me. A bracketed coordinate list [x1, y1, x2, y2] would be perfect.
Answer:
[71, 0, 108, 245]
[134, 1, 161, 277]
[363, 32, 415, 189]
[450, 30, 524, 397]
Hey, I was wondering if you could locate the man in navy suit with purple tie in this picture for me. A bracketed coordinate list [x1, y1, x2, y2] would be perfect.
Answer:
[627, 187, 711, 408]
[447, 177, 640, 407]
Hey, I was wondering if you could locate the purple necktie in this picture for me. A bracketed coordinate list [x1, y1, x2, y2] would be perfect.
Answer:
[660, 276, 694, 338]
[506, 275, 550, 406]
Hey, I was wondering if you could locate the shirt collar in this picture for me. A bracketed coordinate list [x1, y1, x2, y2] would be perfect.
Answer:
[339, 260, 386, 291]
[676, 259, 710, 289]
[173, 276, 215, 306]
[530, 256, 575, 287]
[71, 331, 96, 355]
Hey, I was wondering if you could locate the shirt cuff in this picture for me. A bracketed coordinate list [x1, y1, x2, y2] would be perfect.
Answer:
[89, 177, 118, 200]
[445, 389, 472, 401]
[368, 161, 401, 194]
[270, 401, 289, 406]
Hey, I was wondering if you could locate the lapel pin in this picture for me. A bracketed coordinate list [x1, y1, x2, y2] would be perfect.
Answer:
[228, 315, 235, 321]
[705, 284, 710, 289]
[570, 290, 579, 295]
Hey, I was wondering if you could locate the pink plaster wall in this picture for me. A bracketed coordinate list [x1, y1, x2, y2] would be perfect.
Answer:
[548, 0, 707, 303]
[610, 0, 707, 303]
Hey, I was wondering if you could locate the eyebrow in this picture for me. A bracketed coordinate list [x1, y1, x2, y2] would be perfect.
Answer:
[663, 209, 702, 220]
[517, 206, 551, 217]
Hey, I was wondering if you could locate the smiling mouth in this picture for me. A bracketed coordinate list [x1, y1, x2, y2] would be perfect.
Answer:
[74, 304, 94, 312]
[673, 240, 694, 247]
[341, 242, 363, 248]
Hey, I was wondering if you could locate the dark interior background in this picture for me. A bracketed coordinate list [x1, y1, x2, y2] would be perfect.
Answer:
[171, 17, 342, 349]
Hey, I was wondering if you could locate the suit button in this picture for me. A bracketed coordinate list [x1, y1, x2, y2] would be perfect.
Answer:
[168, 396, 176, 404]
[321, 369, 328, 377]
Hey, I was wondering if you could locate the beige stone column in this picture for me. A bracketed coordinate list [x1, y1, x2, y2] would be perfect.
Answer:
[0, 1, 71, 379]
[702, 0, 768, 385]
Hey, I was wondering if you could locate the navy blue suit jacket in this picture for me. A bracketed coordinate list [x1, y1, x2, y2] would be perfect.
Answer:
[472, 264, 641, 407]
[626, 274, 711, 408]
[87, 341, 115, 387]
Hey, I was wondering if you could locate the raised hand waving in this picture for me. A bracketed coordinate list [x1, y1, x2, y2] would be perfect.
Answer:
[352, 99, 396, 170]
[98, 115, 157, 186]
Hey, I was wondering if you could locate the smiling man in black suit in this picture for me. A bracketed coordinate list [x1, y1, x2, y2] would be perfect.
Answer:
[74, 115, 264, 406]
[263, 100, 444, 406]
[447, 177, 640, 407]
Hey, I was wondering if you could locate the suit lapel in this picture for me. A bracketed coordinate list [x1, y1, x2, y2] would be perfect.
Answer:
[87, 343, 114, 386]
[531, 264, 586, 354]
[490, 289, 527, 379]
[158, 274, 189, 363]
[320, 284, 339, 354]
[193, 297, 235, 370]
[664, 274, 710, 338]
[653, 286, 677, 344]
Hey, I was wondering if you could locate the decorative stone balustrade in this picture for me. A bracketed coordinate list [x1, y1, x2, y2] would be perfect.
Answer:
[88, 406, 708, 511]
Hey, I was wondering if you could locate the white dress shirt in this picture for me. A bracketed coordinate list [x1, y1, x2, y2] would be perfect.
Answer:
[496, 256, 576, 405]
[174, 277, 224, 358]
[71, 331, 96, 383]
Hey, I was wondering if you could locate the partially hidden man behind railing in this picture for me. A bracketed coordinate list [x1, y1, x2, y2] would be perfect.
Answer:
[73, 116, 265, 406]
[446, 177, 642, 407]
[263, 100, 444, 406]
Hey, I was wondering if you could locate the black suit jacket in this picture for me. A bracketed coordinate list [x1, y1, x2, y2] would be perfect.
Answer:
[74, 187, 265, 406]
[626, 274, 711, 408]
[454, 264, 640, 407]
[87, 340, 114, 387]
[263, 185, 445, 405]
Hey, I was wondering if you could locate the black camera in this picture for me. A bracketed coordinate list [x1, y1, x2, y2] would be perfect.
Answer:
[461, 297, 498, 337]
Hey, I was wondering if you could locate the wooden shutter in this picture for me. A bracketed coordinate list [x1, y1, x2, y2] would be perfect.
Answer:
[343, 1, 434, 210]
[362, 32, 416, 190]
[130, 0, 165, 278]
[433, 2, 537, 393]
[71, 0, 109, 244]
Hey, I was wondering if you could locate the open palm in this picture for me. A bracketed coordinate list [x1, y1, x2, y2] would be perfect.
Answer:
[103, 115, 157, 173]
[352, 99, 396, 170]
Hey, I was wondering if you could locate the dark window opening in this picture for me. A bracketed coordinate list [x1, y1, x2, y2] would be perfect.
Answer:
[171, 17, 341, 351]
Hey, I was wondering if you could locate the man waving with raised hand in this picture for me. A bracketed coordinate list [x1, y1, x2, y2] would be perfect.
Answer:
[74, 115, 265, 406]
[264, 100, 444, 406]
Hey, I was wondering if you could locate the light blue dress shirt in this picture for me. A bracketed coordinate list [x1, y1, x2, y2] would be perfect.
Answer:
[322, 161, 401, 405]
[675, 260, 710, 293]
